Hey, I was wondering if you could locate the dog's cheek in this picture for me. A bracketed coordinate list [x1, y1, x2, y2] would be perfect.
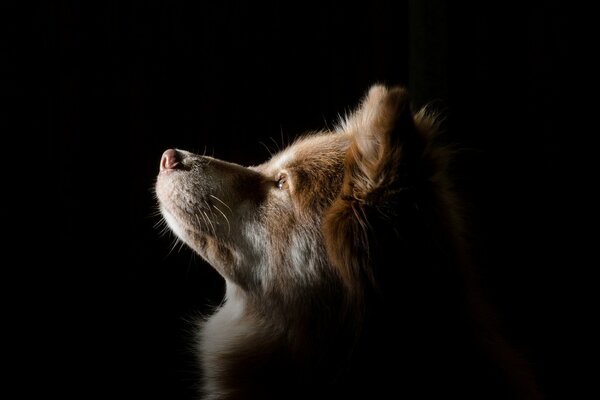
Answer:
[209, 239, 239, 277]
[188, 233, 230, 266]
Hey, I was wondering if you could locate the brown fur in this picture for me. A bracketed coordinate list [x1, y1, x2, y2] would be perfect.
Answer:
[155, 84, 542, 399]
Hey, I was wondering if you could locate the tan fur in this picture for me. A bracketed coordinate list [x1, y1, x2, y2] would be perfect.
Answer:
[155, 84, 541, 399]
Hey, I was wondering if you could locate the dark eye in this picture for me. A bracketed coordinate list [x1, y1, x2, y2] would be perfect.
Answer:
[276, 173, 288, 189]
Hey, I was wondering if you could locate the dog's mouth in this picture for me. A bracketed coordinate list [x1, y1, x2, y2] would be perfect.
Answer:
[156, 154, 232, 244]
[156, 149, 206, 241]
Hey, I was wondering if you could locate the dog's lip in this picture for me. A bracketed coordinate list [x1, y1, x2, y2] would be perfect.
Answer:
[158, 169, 176, 176]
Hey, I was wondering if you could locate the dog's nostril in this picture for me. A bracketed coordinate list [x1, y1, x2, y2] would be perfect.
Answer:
[160, 149, 181, 171]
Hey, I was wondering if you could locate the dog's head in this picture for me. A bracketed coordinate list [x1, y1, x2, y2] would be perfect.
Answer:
[155, 85, 441, 304]
[155, 132, 350, 293]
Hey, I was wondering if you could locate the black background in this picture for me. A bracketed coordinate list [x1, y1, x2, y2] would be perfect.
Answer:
[7, 1, 574, 399]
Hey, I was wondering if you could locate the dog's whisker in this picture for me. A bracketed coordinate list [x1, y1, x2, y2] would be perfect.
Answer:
[259, 141, 274, 157]
[195, 213, 206, 232]
[212, 204, 231, 235]
[269, 136, 281, 152]
[166, 236, 181, 257]
[209, 194, 233, 214]
[202, 210, 216, 236]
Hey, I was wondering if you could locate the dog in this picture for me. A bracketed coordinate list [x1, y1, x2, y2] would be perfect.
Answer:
[155, 85, 541, 399]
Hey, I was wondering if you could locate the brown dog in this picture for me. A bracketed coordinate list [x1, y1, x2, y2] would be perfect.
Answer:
[155, 85, 541, 399]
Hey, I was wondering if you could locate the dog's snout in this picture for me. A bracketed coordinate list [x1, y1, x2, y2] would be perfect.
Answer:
[160, 148, 181, 172]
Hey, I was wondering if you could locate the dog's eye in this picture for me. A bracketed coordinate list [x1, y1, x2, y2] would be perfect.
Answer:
[276, 173, 288, 190]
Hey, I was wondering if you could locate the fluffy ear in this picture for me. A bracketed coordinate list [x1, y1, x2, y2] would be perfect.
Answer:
[339, 84, 419, 200]
[323, 84, 423, 295]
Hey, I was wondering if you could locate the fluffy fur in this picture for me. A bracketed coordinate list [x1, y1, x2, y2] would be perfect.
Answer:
[155, 85, 541, 399]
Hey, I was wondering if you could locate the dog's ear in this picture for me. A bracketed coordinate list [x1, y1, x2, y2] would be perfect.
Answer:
[339, 84, 420, 200]
[323, 84, 423, 295]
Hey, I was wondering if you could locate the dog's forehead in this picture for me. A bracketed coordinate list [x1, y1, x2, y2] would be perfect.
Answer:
[262, 132, 350, 173]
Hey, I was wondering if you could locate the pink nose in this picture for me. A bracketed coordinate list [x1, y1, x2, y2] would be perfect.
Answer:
[160, 149, 180, 171]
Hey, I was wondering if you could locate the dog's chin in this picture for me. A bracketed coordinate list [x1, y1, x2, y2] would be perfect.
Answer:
[159, 204, 208, 249]
[160, 206, 190, 242]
